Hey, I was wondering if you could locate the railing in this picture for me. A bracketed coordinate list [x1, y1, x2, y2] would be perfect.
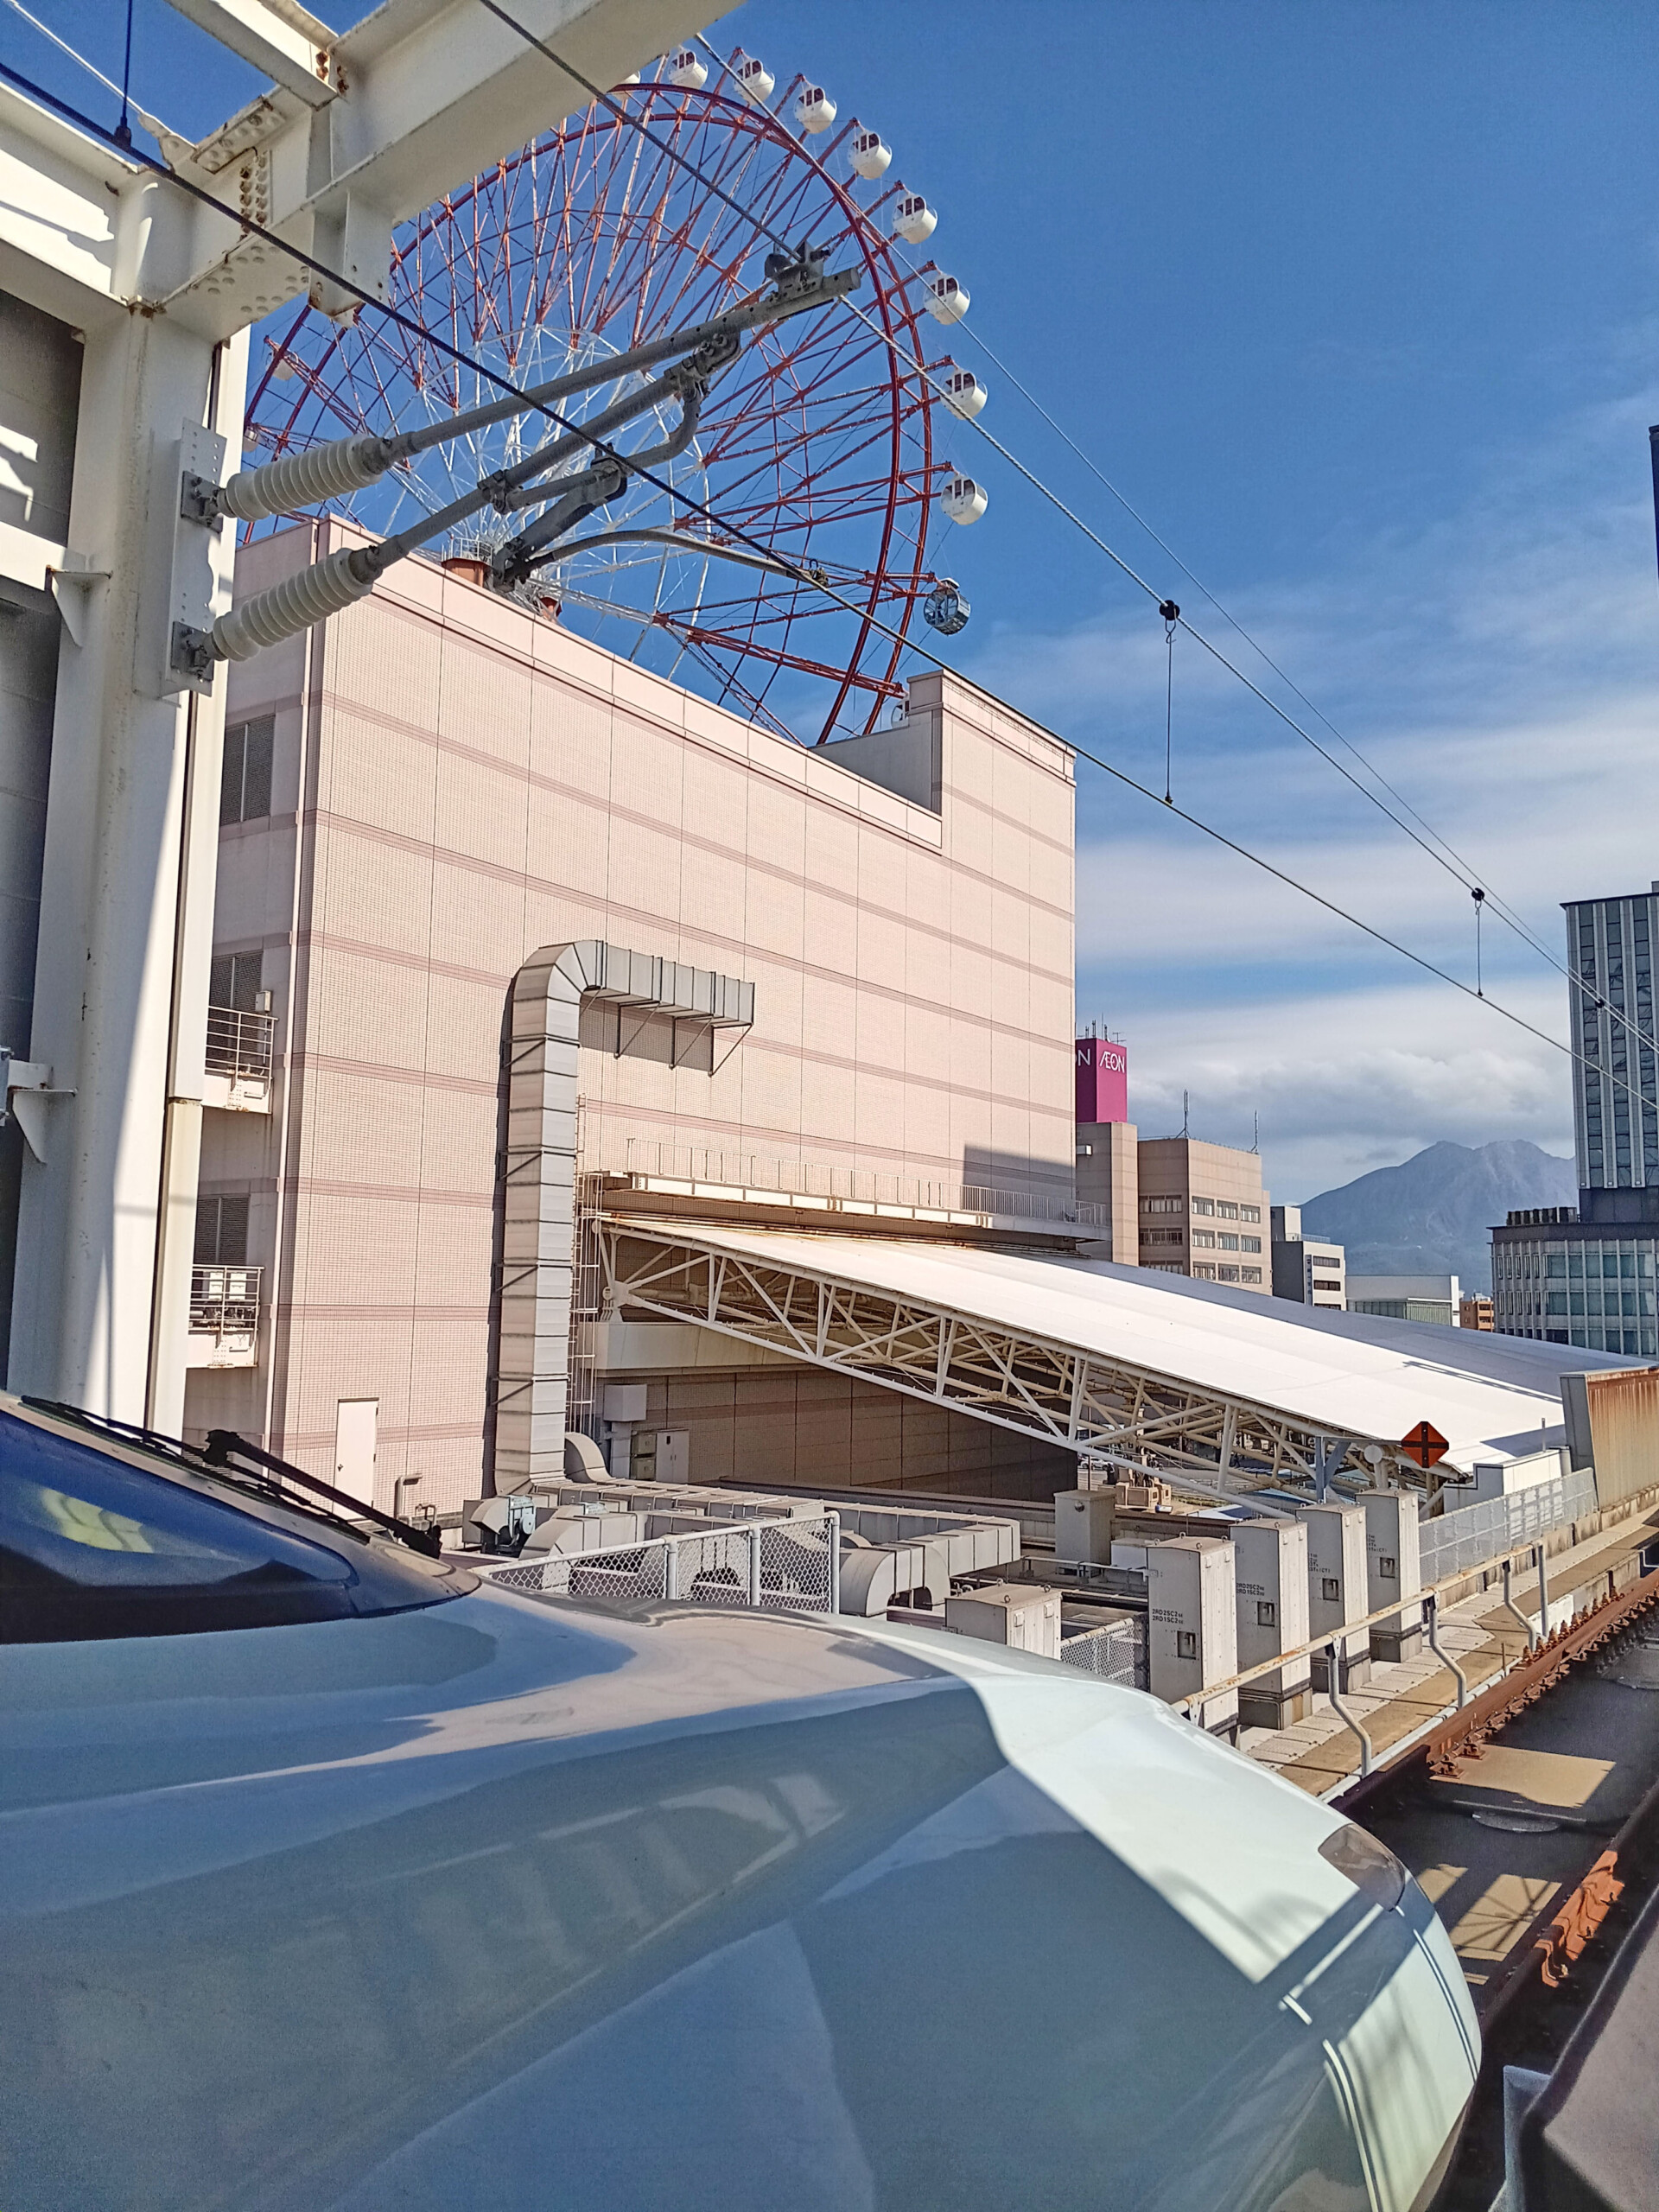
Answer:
[1419, 1466, 1599, 1584]
[1060, 1614, 1148, 1689]
[489, 1511, 841, 1615]
[613, 1136, 1104, 1230]
[205, 1004, 276, 1083]
[189, 1263, 262, 1338]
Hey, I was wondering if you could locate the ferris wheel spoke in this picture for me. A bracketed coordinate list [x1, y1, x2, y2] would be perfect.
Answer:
[247, 60, 950, 742]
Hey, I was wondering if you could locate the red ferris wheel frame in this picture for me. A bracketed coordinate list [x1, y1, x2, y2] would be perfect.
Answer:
[243, 61, 965, 745]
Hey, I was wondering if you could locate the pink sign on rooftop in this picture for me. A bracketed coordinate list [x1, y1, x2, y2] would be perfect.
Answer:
[1076, 1035, 1128, 1125]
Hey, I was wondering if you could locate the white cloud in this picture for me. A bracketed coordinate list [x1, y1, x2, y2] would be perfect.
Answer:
[975, 373, 1659, 1197]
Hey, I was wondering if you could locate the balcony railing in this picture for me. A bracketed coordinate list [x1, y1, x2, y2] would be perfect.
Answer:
[205, 1005, 275, 1084]
[611, 1137, 1105, 1231]
[189, 1263, 262, 1340]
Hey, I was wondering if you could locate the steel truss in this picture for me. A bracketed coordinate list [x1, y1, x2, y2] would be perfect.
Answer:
[600, 1224, 1418, 1499]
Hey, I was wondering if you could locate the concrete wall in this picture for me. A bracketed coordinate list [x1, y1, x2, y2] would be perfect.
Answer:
[624, 1363, 1078, 1499]
[1076, 1119, 1138, 1264]
[188, 524, 1077, 1513]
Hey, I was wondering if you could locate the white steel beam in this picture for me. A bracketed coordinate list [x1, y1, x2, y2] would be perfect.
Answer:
[162, 0, 340, 109]
[599, 1222, 1422, 1498]
[1, 0, 732, 1428]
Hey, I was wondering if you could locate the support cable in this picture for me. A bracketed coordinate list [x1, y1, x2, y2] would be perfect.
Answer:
[8, 54, 1654, 1130]
[670, 27, 1659, 1082]
[1160, 598, 1179, 805]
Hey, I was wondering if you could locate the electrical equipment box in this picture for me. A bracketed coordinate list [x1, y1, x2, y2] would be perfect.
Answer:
[1144, 1537, 1238, 1728]
[1054, 1486, 1116, 1566]
[1361, 1491, 1423, 1662]
[945, 1584, 1062, 1659]
[1298, 1502, 1371, 1688]
[630, 1429, 689, 1484]
[1230, 1518, 1312, 1729]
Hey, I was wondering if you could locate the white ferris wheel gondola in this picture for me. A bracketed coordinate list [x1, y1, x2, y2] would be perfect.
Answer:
[925, 271, 970, 324]
[848, 124, 892, 180]
[795, 85, 837, 133]
[940, 473, 988, 524]
[733, 51, 775, 104]
[941, 364, 988, 420]
[893, 190, 938, 245]
[666, 48, 707, 90]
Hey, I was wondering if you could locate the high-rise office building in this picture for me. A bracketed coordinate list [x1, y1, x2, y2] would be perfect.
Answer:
[1491, 883, 1659, 1357]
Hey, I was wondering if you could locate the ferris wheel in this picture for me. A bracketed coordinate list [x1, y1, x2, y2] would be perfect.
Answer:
[243, 47, 988, 745]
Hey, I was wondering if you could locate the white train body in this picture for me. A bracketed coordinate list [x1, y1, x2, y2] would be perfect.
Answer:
[0, 1402, 1477, 2210]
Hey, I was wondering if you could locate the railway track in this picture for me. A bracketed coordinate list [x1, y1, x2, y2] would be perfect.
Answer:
[1337, 1566, 1659, 2209]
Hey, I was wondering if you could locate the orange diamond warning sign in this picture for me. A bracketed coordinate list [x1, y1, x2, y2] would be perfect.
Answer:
[1399, 1421, 1449, 1470]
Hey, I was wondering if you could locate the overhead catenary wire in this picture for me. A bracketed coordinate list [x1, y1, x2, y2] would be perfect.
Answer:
[0, 0, 182, 149]
[5, 54, 1651, 1134]
[679, 28, 1659, 1086]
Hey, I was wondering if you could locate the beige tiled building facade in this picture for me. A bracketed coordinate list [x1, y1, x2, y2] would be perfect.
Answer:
[1135, 1137, 1270, 1291]
[188, 523, 1077, 1515]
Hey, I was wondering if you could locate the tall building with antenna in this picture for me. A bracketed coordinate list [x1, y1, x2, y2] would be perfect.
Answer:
[1491, 883, 1659, 1356]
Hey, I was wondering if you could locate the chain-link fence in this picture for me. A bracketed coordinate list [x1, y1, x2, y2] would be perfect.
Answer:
[1419, 1466, 1598, 1584]
[1059, 1614, 1147, 1690]
[490, 1512, 840, 1614]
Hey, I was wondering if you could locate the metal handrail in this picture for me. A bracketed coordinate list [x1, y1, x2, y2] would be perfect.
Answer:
[205, 1003, 276, 1082]
[189, 1262, 261, 1336]
[1170, 1528, 1584, 1714]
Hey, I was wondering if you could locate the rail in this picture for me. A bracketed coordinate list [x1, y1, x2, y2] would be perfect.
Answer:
[1419, 1466, 1597, 1583]
[204, 1004, 276, 1083]
[1171, 1530, 1575, 1718]
[188, 1263, 261, 1338]
[613, 1136, 1105, 1230]
[487, 1511, 841, 1616]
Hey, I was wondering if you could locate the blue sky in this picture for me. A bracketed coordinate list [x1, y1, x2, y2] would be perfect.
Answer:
[12, 0, 1659, 1197]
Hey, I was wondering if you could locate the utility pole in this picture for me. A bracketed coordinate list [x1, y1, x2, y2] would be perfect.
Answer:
[0, 0, 732, 1426]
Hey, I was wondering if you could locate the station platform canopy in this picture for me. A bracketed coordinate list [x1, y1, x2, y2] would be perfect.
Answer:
[599, 1220, 1642, 1497]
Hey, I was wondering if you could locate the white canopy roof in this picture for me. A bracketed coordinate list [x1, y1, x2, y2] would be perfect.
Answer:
[616, 1222, 1639, 1471]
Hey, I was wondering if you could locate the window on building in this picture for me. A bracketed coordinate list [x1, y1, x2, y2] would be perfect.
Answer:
[1141, 1228, 1185, 1248]
[1192, 1263, 1216, 1280]
[1256, 1599, 1276, 1628]
[1217, 1200, 1238, 1220]
[1242, 1236, 1262, 1253]
[1176, 1630, 1198, 1660]
[1217, 1265, 1240, 1283]
[1546, 1294, 1567, 1315]
[1321, 1577, 1340, 1604]
[194, 1192, 249, 1266]
[1218, 1233, 1239, 1252]
[220, 716, 275, 825]
[1240, 1205, 1261, 1224]
[1242, 1267, 1262, 1283]
[1191, 1197, 1214, 1217]
[1313, 1277, 1342, 1291]
[208, 950, 264, 1013]
[1192, 1230, 1215, 1248]
[1546, 1254, 1565, 1275]
[1077, 1143, 1093, 1158]
[1143, 1195, 1183, 1215]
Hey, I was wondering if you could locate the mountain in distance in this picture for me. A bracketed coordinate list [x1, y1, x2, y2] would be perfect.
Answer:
[1300, 1140, 1577, 1294]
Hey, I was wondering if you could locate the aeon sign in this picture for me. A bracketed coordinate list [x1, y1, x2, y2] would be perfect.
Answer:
[1076, 1035, 1128, 1125]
